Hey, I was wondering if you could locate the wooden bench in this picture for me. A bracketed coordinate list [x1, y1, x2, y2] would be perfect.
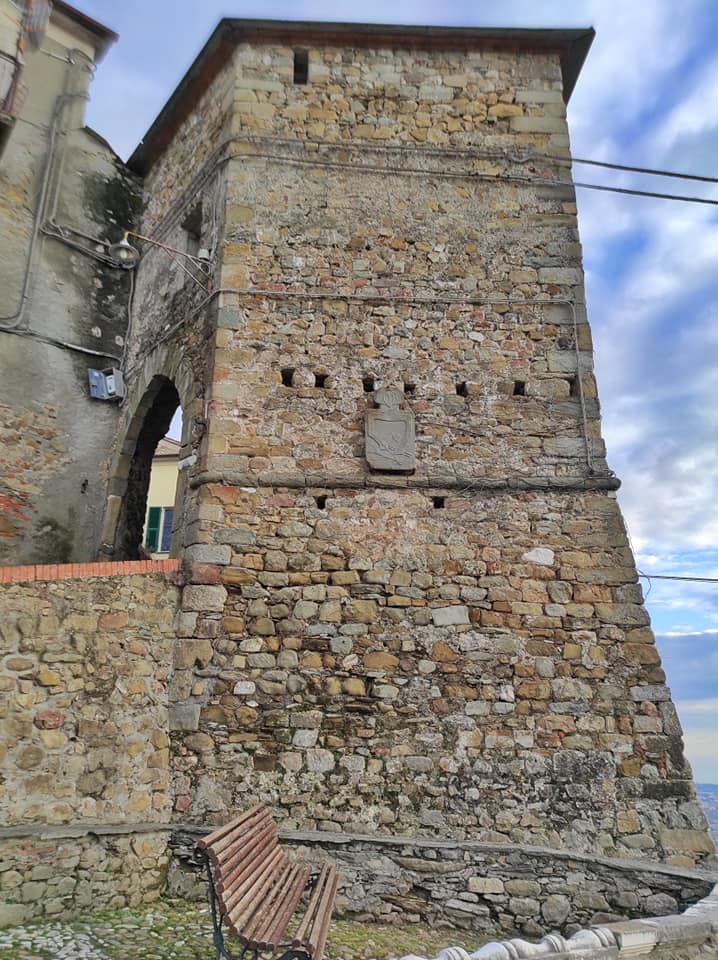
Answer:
[196, 804, 338, 960]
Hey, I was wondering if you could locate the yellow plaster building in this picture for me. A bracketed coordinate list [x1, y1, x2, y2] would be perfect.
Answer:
[142, 436, 179, 556]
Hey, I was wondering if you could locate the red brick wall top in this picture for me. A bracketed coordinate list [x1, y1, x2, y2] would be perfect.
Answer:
[0, 558, 181, 584]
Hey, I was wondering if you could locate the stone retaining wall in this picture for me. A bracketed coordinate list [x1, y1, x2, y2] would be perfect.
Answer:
[403, 884, 718, 959]
[0, 826, 169, 927]
[0, 567, 180, 827]
[168, 827, 718, 941]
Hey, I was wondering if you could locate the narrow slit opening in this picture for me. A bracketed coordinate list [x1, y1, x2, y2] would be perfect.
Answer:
[569, 375, 579, 397]
[293, 49, 309, 85]
[456, 382, 468, 397]
[315, 495, 327, 510]
[281, 368, 295, 387]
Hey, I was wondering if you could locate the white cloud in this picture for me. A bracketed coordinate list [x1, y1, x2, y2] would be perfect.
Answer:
[652, 55, 718, 151]
[677, 697, 718, 714]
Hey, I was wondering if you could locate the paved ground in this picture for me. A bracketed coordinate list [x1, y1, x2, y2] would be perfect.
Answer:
[0, 900, 473, 960]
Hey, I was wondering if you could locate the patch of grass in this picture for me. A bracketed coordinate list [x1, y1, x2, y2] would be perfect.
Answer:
[0, 900, 480, 960]
[328, 918, 472, 959]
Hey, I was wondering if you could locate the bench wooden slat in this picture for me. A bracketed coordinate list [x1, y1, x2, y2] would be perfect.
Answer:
[257, 864, 311, 950]
[206, 807, 273, 864]
[223, 845, 285, 921]
[196, 803, 266, 853]
[307, 865, 338, 960]
[293, 863, 332, 947]
[227, 849, 289, 934]
[198, 805, 338, 960]
[217, 820, 278, 894]
[245, 861, 305, 948]
[241, 859, 293, 941]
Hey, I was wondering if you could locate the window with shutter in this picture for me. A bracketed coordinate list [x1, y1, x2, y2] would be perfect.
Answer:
[145, 506, 161, 552]
[160, 507, 174, 553]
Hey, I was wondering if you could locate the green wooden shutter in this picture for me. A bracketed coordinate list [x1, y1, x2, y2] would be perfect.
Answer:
[145, 506, 161, 552]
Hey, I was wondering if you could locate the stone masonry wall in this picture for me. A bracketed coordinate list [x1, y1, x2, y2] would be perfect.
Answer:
[0, 827, 168, 927]
[168, 827, 717, 941]
[127, 32, 717, 869]
[171, 485, 713, 867]
[0, 568, 180, 825]
[0, 564, 180, 925]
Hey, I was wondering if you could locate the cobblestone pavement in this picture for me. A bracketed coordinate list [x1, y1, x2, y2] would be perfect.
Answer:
[0, 900, 472, 960]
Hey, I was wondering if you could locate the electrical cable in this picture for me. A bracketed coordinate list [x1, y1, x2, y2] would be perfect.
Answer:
[572, 156, 718, 185]
[572, 180, 718, 206]
[0, 51, 90, 328]
[638, 572, 718, 584]
[209, 145, 718, 208]
[0, 325, 121, 361]
[141, 134, 718, 246]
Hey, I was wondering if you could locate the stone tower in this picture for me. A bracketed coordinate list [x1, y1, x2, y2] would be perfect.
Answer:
[108, 20, 713, 866]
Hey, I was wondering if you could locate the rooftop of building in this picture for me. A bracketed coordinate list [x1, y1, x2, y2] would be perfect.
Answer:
[128, 18, 594, 175]
[51, 0, 117, 62]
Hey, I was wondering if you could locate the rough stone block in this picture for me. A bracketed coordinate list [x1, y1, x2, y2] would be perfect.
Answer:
[431, 606, 470, 626]
[522, 547, 555, 566]
[168, 702, 201, 732]
[174, 639, 213, 669]
[658, 828, 715, 854]
[510, 115, 567, 133]
[468, 876, 505, 894]
[182, 584, 227, 612]
[185, 544, 232, 565]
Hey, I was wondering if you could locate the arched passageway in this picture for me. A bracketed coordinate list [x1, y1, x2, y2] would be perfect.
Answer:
[114, 377, 180, 560]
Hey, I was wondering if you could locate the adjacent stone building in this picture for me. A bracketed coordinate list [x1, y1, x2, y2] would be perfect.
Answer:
[0, 0, 141, 564]
[1, 8, 715, 937]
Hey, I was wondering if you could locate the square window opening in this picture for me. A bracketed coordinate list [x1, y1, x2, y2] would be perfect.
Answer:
[182, 204, 202, 259]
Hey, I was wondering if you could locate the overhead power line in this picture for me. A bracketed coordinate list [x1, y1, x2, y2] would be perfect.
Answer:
[638, 572, 718, 584]
[573, 180, 718, 206]
[573, 156, 718, 185]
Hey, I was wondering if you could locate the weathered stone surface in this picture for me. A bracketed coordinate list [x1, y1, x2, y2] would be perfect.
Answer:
[169, 703, 201, 732]
[0, 574, 178, 833]
[431, 606, 470, 627]
[522, 547, 555, 566]
[365, 388, 416, 471]
[185, 544, 232, 565]
[2, 27, 713, 931]
[182, 585, 227, 612]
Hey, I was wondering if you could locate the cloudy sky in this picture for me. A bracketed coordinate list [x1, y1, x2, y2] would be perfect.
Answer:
[78, 1, 718, 780]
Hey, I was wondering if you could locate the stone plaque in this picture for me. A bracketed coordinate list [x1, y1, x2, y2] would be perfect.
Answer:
[365, 388, 416, 471]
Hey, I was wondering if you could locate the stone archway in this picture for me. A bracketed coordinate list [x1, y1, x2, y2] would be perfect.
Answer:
[114, 377, 180, 560]
[98, 344, 204, 560]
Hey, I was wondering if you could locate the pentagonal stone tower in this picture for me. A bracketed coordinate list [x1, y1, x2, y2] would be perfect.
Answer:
[115, 20, 714, 867]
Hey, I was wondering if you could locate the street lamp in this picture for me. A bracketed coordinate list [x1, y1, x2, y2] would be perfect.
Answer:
[108, 230, 212, 289]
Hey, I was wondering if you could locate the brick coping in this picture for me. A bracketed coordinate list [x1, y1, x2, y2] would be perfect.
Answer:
[0, 558, 181, 584]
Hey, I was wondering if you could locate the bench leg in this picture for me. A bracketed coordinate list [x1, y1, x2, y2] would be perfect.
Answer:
[197, 849, 241, 960]
[276, 950, 311, 960]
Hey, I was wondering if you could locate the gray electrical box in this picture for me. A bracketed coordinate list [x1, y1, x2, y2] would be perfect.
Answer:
[88, 367, 125, 401]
